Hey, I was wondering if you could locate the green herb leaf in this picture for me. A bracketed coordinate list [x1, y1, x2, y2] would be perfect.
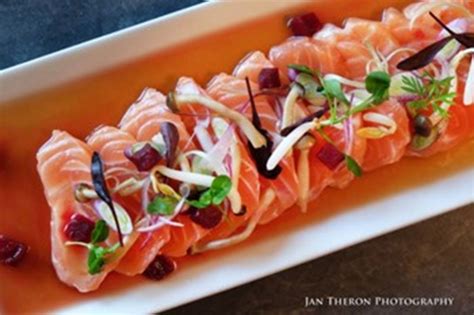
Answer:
[87, 243, 120, 275]
[147, 195, 178, 215]
[187, 190, 213, 209]
[365, 71, 391, 104]
[187, 175, 232, 209]
[345, 155, 362, 177]
[210, 175, 232, 205]
[88, 245, 106, 275]
[91, 220, 109, 244]
[323, 79, 350, 105]
[287, 64, 315, 76]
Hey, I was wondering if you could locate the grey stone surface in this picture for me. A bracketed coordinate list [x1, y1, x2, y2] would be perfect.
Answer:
[1, 1, 473, 314]
[0, 0, 202, 69]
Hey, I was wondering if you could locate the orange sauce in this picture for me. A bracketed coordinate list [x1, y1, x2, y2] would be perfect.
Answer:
[2, 0, 471, 313]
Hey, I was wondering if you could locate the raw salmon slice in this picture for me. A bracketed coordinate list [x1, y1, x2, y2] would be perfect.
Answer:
[360, 100, 411, 171]
[120, 87, 208, 258]
[269, 37, 348, 80]
[406, 101, 471, 157]
[207, 73, 299, 224]
[174, 77, 260, 241]
[87, 125, 171, 276]
[36, 131, 135, 292]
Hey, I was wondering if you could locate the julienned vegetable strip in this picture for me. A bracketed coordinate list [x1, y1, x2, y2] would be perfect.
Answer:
[171, 93, 267, 149]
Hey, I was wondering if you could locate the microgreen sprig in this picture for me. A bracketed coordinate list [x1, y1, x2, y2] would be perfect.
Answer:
[65, 220, 120, 275]
[147, 195, 178, 216]
[401, 72, 456, 118]
[187, 175, 232, 209]
[319, 71, 391, 126]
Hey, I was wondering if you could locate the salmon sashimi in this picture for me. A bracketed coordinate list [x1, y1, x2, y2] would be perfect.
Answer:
[382, 8, 435, 49]
[119, 88, 202, 259]
[267, 34, 367, 190]
[207, 73, 299, 224]
[404, 0, 473, 38]
[233, 51, 280, 85]
[358, 99, 411, 171]
[269, 37, 348, 80]
[36, 131, 136, 292]
[33, 0, 474, 292]
[174, 77, 260, 241]
[406, 101, 472, 157]
[119, 88, 191, 149]
[233, 51, 331, 210]
[86, 125, 170, 276]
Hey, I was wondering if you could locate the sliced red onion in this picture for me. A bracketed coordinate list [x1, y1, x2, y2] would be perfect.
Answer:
[287, 12, 322, 37]
[124, 143, 162, 172]
[317, 143, 345, 170]
[208, 121, 235, 164]
[464, 55, 474, 105]
[141, 177, 152, 215]
[288, 68, 299, 82]
[396, 94, 418, 104]
[258, 68, 281, 89]
[343, 116, 354, 155]
[137, 187, 188, 232]
[194, 124, 214, 152]
[439, 18, 468, 38]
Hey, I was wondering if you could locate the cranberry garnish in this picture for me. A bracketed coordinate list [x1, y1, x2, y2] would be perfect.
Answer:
[317, 143, 345, 170]
[258, 68, 281, 89]
[64, 213, 95, 242]
[143, 255, 176, 280]
[0, 235, 28, 266]
[188, 206, 223, 229]
[287, 13, 322, 37]
[124, 143, 162, 172]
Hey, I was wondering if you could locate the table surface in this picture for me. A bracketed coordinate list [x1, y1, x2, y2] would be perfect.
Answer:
[2, 1, 473, 314]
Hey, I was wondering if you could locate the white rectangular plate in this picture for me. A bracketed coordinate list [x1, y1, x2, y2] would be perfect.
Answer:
[1, 1, 473, 314]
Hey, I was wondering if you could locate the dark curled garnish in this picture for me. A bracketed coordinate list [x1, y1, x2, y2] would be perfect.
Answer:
[280, 108, 327, 137]
[429, 12, 474, 48]
[397, 36, 454, 70]
[91, 152, 123, 246]
[245, 77, 282, 179]
[397, 12, 474, 70]
[0, 235, 28, 266]
[143, 255, 176, 281]
[161, 122, 179, 167]
[64, 214, 95, 243]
